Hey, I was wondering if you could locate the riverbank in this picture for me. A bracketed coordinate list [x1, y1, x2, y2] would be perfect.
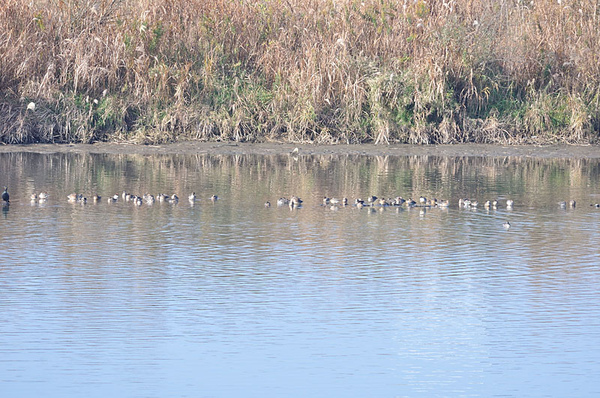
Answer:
[2, 0, 599, 145]
[1, 141, 599, 159]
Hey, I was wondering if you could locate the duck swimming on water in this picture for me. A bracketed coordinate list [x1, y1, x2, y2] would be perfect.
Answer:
[2, 187, 9, 203]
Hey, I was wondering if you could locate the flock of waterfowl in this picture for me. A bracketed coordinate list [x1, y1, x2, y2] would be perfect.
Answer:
[0, 186, 588, 230]
[62, 191, 219, 205]
[266, 194, 516, 211]
[264, 194, 520, 228]
[0, 186, 580, 210]
[2, 187, 219, 206]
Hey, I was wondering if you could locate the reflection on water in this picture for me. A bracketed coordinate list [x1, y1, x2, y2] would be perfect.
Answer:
[1, 152, 600, 397]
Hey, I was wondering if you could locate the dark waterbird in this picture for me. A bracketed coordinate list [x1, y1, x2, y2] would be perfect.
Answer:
[2, 187, 9, 203]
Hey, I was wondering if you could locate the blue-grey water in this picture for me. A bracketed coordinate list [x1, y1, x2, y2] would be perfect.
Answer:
[1, 152, 599, 397]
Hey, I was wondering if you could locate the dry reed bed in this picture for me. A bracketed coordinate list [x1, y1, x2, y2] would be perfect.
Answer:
[1, 0, 599, 144]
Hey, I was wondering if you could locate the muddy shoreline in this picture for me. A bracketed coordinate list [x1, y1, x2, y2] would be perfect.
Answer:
[1, 141, 600, 158]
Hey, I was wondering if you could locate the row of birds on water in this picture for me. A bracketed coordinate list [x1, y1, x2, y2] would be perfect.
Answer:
[268, 195, 521, 228]
[0, 186, 584, 215]
[63, 191, 219, 205]
[1, 187, 218, 205]
[4, 186, 518, 228]
[266, 195, 516, 210]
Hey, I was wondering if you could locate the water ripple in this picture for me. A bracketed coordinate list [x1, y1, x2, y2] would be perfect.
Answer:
[2, 153, 600, 397]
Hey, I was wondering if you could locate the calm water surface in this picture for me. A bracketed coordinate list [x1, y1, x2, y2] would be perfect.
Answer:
[1, 152, 600, 397]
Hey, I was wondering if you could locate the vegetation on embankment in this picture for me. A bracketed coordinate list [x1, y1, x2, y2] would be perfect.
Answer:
[1, 0, 599, 145]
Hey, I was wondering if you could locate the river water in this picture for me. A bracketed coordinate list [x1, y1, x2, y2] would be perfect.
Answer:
[1, 151, 599, 397]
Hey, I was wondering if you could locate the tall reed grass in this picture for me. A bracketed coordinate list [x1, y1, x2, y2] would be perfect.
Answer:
[1, 0, 599, 144]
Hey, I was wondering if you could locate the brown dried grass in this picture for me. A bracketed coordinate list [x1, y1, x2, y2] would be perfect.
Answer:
[0, 0, 599, 144]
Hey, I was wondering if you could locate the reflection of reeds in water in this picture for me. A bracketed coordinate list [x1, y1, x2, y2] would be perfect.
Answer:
[2, 152, 597, 272]
[3, 153, 598, 206]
